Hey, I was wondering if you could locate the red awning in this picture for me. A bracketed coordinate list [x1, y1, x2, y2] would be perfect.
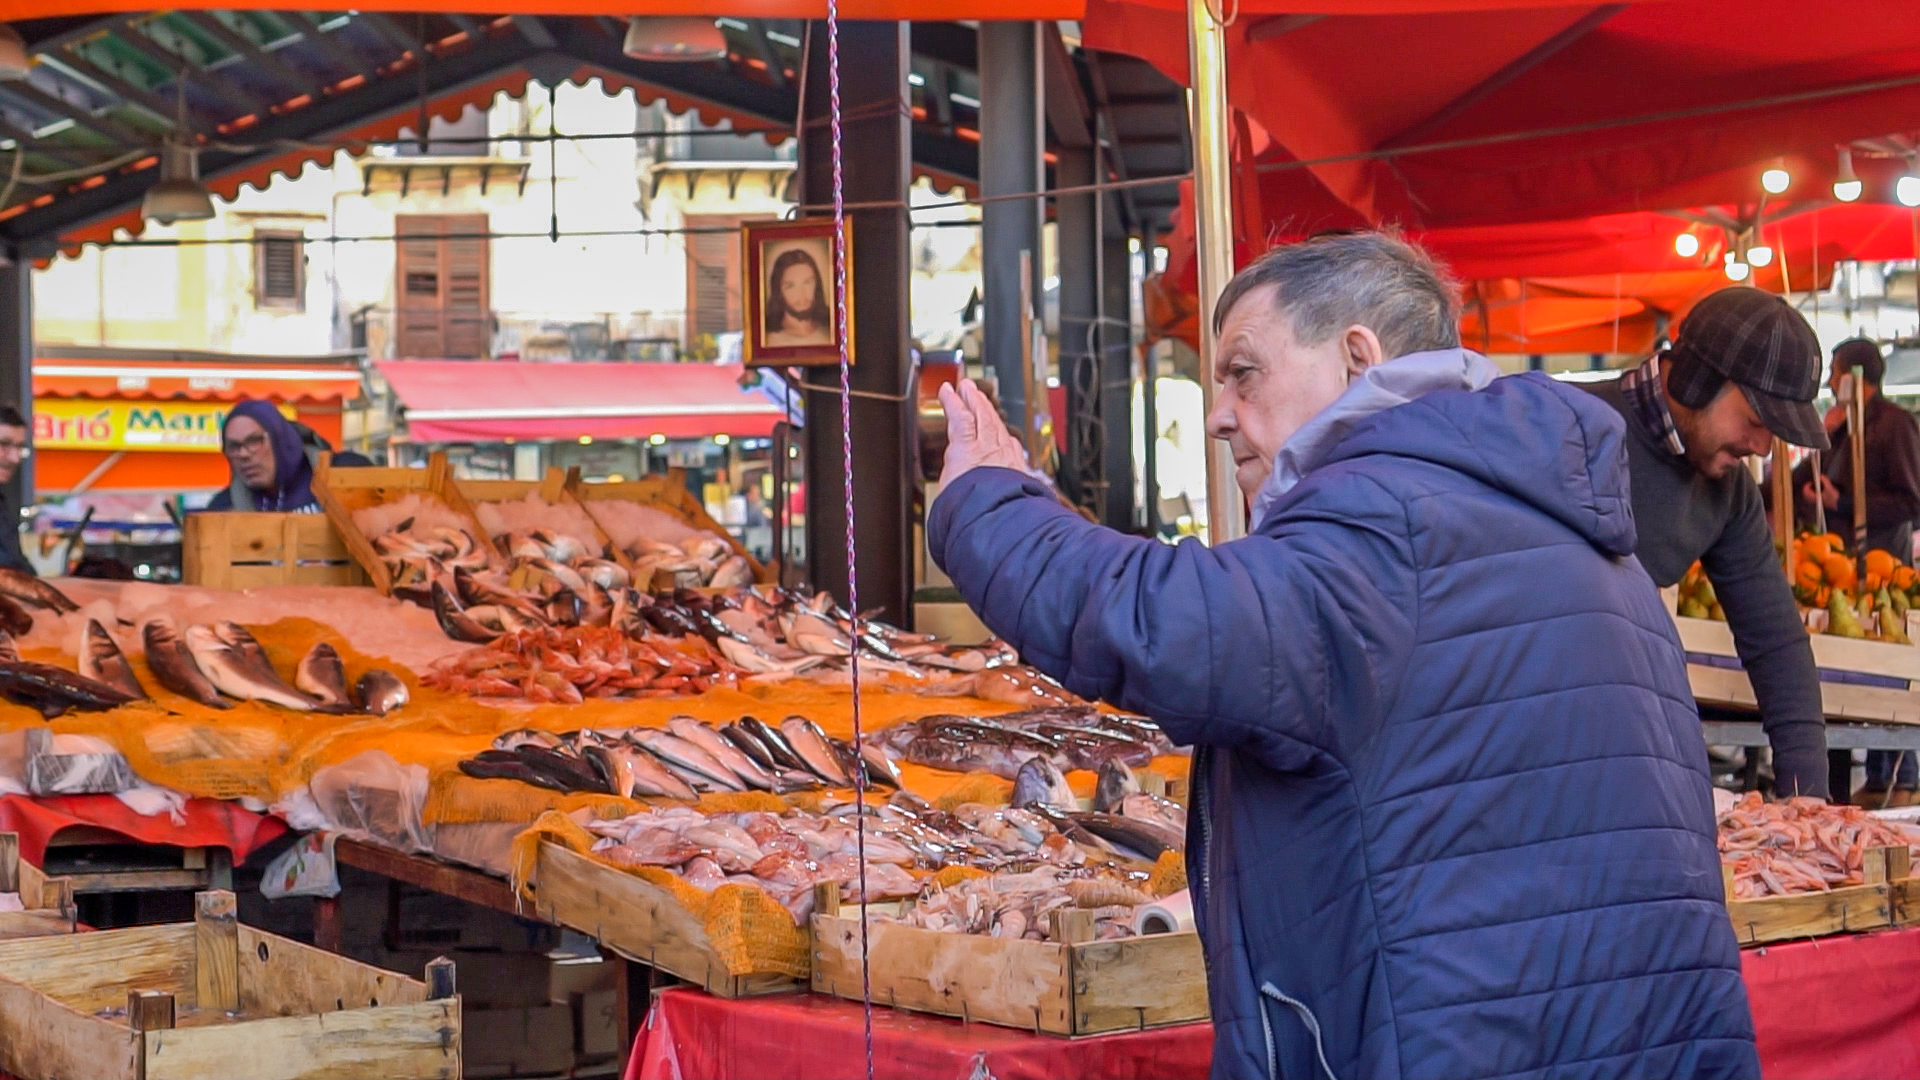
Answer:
[32, 356, 365, 403]
[378, 361, 790, 443]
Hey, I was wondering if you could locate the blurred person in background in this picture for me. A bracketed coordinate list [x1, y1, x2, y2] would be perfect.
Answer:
[0, 406, 33, 574]
[206, 400, 369, 513]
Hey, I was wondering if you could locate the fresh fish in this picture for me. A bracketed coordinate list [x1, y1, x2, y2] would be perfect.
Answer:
[1071, 811, 1184, 860]
[494, 728, 562, 751]
[431, 581, 498, 644]
[294, 642, 353, 710]
[709, 555, 754, 588]
[79, 619, 145, 700]
[0, 570, 76, 614]
[514, 746, 610, 794]
[898, 718, 1055, 780]
[1094, 758, 1142, 813]
[184, 626, 313, 711]
[612, 743, 700, 801]
[1116, 792, 1188, 834]
[856, 740, 904, 789]
[461, 749, 568, 791]
[780, 715, 852, 786]
[0, 595, 32, 637]
[721, 722, 781, 771]
[631, 729, 746, 791]
[544, 588, 585, 628]
[213, 623, 319, 707]
[737, 716, 811, 773]
[140, 619, 230, 709]
[0, 659, 135, 717]
[1037, 724, 1156, 771]
[0, 630, 18, 661]
[667, 716, 777, 790]
[1012, 756, 1076, 810]
[582, 744, 635, 798]
[530, 558, 588, 594]
[354, 670, 409, 716]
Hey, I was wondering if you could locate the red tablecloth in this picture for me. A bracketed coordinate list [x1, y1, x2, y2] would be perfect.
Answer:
[0, 794, 284, 866]
[627, 926, 1920, 1080]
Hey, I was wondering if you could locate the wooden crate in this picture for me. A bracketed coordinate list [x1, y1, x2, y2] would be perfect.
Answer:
[0, 833, 75, 942]
[312, 451, 496, 595]
[810, 893, 1209, 1037]
[528, 842, 798, 999]
[0, 890, 460, 1080]
[1723, 845, 1911, 946]
[181, 512, 366, 589]
[569, 469, 773, 584]
[456, 468, 628, 569]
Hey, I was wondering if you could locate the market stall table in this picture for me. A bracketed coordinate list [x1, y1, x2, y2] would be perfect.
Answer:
[624, 925, 1920, 1080]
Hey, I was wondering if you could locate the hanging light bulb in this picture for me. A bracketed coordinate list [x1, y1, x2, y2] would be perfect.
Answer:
[1899, 158, 1920, 208]
[1833, 147, 1863, 202]
[1724, 259, 1751, 282]
[1761, 161, 1791, 195]
[1674, 231, 1700, 258]
[623, 17, 728, 61]
[142, 83, 214, 225]
[1747, 243, 1774, 268]
[0, 23, 28, 80]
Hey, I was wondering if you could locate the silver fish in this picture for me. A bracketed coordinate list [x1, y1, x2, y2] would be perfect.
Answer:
[79, 619, 145, 701]
[354, 670, 409, 716]
[494, 728, 562, 751]
[613, 742, 699, 801]
[1012, 755, 1076, 811]
[214, 622, 317, 705]
[1094, 758, 1142, 813]
[630, 729, 745, 791]
[0, 569, 77, 613]
[667, 715, 777, 790]
[185, 625, 313, 711]
[780, 715, 852, 786]
[294, 642, 352, 710]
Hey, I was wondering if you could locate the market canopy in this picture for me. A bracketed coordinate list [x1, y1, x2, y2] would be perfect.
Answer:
[378, 360, 790, 442]
[32, 348, 366, 402]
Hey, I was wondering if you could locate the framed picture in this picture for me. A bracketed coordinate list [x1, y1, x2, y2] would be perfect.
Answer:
[742, 218, 854, 367]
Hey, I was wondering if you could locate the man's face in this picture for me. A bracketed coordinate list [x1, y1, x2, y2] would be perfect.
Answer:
[1670, 382, 1774, 480]
[1204, 284, 1358, 504]
[223, 416, 276, 491]
[0, 424, 27, 485]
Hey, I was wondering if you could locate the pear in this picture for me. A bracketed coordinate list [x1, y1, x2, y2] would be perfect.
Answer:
[1830, 591, 1868, 639]
[1696, 577, 1718, 609]
[1881, 605, 1912, 645]
[1678, 597, 1709, 620]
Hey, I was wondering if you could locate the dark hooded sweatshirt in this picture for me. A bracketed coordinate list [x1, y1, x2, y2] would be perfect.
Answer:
[205, 400, 322, 513]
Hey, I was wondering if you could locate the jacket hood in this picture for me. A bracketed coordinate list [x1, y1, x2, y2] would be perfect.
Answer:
[223, 399, 317, 512]
[1320, 370, 1638, 557]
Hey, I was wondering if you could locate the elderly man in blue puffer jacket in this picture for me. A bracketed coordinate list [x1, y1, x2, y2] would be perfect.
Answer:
[928, 232, 1758, 1080]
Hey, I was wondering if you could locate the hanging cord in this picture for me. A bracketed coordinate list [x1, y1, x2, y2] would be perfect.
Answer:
[823, 6, 876, 1080]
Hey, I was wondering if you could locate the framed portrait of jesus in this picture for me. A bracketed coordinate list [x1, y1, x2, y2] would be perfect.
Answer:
[742, 218, 854, 367]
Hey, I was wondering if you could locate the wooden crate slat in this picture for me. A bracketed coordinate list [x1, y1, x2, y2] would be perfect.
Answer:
[1069, 936, 1211, 1035]
[0, 976, 138, 1080]
[182, 512, 365, 590]
[570, 470, 770, 583]
[531, 842, 796, 998]
[237, 926, 426, 1017]
[313, 452, 498, 595]
[141, 1000, 460, 1080]
[0, 924, 194, 1013]
[457, 469, 629, 569]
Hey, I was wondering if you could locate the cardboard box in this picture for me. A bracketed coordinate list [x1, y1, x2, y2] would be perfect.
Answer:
[548, 955, 618, 1004]
[463, 1004, 575, 1079]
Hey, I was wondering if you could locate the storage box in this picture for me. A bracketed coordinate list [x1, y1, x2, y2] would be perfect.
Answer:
[570, 469, 772, 584]
[461, 1003, 574, 1079]
[811, 894, 1209, 1037]
[182, 512, 366, 589]
[312, 451, 496, 595]
[0, 833, 75, 942]
[458, 467, 630, 571]
[0, 890, 460, 1080]
[1723, 845, 1912, 946]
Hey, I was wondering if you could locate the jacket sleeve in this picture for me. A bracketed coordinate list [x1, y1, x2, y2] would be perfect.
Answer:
[204, 489, 234, 511]
[1701, 480, 1830, 798]
[926, 466, 1415, 772]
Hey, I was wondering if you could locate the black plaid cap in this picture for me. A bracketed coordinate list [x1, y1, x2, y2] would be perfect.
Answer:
[1669, 287, 1831, 451]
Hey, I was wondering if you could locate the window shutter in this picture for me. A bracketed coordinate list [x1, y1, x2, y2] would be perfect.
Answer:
[685, 217, 745, 348]
[254, 232, 304, 311]
[394, 214, 490, 358]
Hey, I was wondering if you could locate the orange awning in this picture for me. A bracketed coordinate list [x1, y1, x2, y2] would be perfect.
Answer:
[32, 357, 364, 404]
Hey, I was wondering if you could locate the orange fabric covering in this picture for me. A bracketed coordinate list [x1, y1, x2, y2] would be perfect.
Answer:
[32, 358, 364, 404]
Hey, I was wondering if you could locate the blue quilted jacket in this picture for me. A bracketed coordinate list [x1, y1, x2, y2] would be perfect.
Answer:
[928, 371, 1758, 1080]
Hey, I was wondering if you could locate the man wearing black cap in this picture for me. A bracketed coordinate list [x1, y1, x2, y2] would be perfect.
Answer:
[1793, 338, 1920, 562]
[1584, 286, 1830, 799]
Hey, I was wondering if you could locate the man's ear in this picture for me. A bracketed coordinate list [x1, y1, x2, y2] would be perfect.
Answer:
[1342, 325, 1386, 378]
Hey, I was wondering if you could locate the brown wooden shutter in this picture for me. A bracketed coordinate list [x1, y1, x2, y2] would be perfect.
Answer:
[254, 232, 304, 311]
[685, 216, 744, 349]
[394, 214, 491, 358]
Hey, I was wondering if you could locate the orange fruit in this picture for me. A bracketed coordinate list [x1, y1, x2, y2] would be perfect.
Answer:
[1822, 553, 1857, 592]
[1866, 549, 1898, 580]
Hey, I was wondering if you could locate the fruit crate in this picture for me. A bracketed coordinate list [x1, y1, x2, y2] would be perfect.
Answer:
[0, 890, 461, 1080]
[1722, 844, 1914, 946]
[810, 888, 1209, 1037]
[181, 512, 367, 589]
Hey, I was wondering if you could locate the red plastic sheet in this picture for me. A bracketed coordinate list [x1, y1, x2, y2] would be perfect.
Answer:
[0, 794, 286, 867]
[627, 925, 1920, 1080]
[624, 987, 1214, 1080]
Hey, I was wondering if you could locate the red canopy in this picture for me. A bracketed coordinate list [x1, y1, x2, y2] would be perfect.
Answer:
[379, 361, 790, 443]
[1089, 0, 1920, 230]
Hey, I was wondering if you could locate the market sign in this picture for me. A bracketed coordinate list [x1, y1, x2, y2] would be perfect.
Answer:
[32, 399, 295, 453]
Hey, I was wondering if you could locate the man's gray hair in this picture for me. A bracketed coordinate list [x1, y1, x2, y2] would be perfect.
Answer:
[1212, 231, 1461, 359]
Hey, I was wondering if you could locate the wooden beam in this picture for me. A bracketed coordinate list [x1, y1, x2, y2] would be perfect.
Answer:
[178, 12, 314, 98]
[38, 50, 178, 128]
[194, 890, 240, 1014]
[1040, 22, 1091, 150]
[1381, 5, 1626, 151]
[113, 19, 272, 118]
[509, 16, 557, 49]
[277, 12, 377, 83]
[0, 80, 149, 148]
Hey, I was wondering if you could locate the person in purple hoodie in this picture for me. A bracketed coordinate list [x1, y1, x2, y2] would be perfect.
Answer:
[929, 232, 1757, 1080]
[205, 399, 329, 512]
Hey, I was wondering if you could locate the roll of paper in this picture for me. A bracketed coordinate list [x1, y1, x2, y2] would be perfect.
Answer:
[1132, 888, 1194, 935]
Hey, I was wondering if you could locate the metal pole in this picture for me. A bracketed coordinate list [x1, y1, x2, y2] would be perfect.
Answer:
[1851, 370, 1868, 560]
[0, 245, 31, 512]
[1187, 0, 1243, 542]
[979, 23, 1045, 443]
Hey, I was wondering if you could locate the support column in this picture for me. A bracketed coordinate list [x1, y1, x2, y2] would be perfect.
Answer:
[798, 21, 914, 625]
[0, 246, 31, 510]
[1054, 146, 1098, 514]
[1097, 206, 1136, 530]
[978, 22, 1044, 440]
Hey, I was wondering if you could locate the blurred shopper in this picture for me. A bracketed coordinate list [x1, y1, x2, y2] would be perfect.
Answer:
[1794, 338, 1920, 805]
[1793, 338, 1920, 563]
[1584, 288, 1830, 799]
[931, 233, 1757, 1080]
[206, 400, 325, 513]
[0, 406, 34, 574]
